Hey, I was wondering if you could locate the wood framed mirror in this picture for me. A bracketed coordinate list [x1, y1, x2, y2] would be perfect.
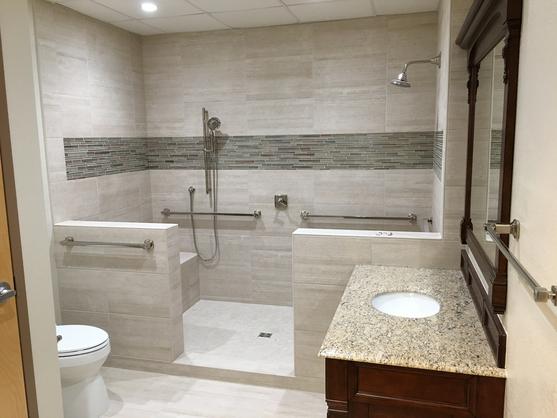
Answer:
[457, 0, 523, 314]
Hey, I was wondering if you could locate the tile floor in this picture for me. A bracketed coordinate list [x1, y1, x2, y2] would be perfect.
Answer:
[101, 367, 326, 418]
[174, 300, 294, 376]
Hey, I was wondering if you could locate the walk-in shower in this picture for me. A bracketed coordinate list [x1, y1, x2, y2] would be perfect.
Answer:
[391, 53, 442, 87]
[37, 0, 446, 397]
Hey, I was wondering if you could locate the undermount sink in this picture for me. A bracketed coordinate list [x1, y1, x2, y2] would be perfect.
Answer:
[371, 292, 440, 319]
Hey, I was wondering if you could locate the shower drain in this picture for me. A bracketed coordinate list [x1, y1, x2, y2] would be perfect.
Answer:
[258, 332, 273, 338]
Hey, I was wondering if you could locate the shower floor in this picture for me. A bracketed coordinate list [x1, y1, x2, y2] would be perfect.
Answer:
[174, 300, 295, 376]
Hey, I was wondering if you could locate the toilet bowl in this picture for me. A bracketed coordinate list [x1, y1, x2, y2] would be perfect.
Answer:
[57, 325, 111, 418]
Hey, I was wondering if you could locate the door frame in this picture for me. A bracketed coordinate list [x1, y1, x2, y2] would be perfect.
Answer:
[0, 35, 39, 418]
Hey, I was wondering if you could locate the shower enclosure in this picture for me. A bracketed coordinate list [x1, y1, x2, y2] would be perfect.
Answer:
[159, 111, 297, 377]
[154, 102, 437, 378]
[35, 0, 443, 391]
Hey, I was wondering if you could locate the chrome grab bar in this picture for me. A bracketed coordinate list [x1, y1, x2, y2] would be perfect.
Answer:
[161, 208, 262, 218]
[60, 236, 154, 250]
[484, 222, 557, 305]
[300, 210, 418, 224]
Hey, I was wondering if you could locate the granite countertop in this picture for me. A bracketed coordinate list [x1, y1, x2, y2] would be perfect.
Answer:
[319, 265, 506, 378]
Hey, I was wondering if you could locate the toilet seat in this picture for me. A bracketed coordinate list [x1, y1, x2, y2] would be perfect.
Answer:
[57, 325, 110, 358]
[56, 325, 111, 418]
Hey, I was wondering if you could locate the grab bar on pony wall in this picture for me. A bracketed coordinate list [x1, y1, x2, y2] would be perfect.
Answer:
[300, 211, 417, 223]
[60, 236, 154, 250]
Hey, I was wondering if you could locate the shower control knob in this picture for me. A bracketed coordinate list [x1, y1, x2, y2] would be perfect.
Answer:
[274, 194, 288, 209]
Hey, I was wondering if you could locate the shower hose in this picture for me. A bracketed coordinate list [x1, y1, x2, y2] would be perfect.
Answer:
[188, 133, 219, 263]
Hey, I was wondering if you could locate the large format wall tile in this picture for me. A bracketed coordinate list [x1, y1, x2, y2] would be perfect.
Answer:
[294, 330, 326, 378]
[143, 13, 437, 137]
[293, 235, 373, 286]
[293, 283, 345, 333]
[34, 0, 147, 223]
[107, 314, 183, 362]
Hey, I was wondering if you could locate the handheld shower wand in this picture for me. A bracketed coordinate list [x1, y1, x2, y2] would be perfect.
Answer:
[191, 109, 222, 263]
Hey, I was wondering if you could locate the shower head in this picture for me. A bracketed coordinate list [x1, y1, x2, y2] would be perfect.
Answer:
[390, 53, 441, 88]
[207, 117, 221, 131]
[391, 71, 411, 88]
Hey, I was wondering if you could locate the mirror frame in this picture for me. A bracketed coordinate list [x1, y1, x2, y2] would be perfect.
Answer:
[457, 0, 523, 314]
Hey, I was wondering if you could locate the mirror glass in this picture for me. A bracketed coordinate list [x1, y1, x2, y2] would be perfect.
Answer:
[470, 40, 505, 265]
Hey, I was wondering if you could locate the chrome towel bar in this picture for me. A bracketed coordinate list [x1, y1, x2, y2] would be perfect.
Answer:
[161, 208, 262, 218]
[484, 222, 557, 305]
[300, 210, 418, 224]
[60, 236, 154, 250]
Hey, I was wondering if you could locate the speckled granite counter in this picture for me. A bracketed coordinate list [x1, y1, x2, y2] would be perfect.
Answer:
[319, 265, 506, 378]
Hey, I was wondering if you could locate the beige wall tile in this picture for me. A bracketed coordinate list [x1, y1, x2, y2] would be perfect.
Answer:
[58, 277, 109, 313]
[200, 264, 253, 303]
[180, 253, 199, 312]
[34, 0, 147, 224]
[142, 14, 437, 137]
[108, 314, 180, 362]
[311, 18, 387, 59]
[293, 283, 345, 333]
[253, 280, 292, 306]
[58, 268, 178, 318]
[294, 330, 325, 379]
[50, 177, 99, 223]
[44, 138, 67, 183]
[293, 235, 372, 286]
[61, 309, 109, 329]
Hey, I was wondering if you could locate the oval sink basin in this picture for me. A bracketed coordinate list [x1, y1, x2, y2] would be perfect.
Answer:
[371, 292, 440, 319]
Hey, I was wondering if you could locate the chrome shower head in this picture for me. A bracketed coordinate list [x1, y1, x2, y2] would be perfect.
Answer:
[391, 71, 411, 88]
[207, 117, 221, 131]
[390, 53, 441, 88]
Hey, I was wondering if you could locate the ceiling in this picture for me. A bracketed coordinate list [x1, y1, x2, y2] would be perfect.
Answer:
[52, 0, 439, 35]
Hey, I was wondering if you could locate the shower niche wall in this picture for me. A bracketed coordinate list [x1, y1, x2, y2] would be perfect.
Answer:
[36, 0, 444, 383]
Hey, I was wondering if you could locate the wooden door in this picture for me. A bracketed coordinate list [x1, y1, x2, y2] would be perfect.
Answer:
[0, 39, 29, 418]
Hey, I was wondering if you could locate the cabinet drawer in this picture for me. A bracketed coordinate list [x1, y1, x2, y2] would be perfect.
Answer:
[358, 403, 461, 418]
[353, 364, 474, 409]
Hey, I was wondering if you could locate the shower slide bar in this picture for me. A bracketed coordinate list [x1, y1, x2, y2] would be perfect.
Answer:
[60, 236, 155, 250]
[161, 208, 262, 218]
[484, 222, 557, 306]
[300, 210, 418, 223]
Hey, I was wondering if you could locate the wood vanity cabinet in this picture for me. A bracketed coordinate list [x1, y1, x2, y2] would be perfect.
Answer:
[325, 359, 505, 418]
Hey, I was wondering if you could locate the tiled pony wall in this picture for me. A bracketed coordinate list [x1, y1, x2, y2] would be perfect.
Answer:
[35, 0, 441, 305]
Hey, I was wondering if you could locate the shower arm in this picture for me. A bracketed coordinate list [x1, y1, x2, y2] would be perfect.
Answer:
[401, 54, 441, 73]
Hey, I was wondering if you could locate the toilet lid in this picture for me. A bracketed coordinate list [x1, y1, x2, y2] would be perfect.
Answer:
[56, 325, 109, 355]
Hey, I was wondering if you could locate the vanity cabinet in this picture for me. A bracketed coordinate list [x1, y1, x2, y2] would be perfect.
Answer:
[325, 359, 505, 418]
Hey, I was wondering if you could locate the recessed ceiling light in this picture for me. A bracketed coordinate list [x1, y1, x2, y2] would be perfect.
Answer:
[141, 2, 158, 13]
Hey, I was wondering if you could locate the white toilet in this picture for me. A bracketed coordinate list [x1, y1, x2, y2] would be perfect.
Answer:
[56, 325, 111, 418]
